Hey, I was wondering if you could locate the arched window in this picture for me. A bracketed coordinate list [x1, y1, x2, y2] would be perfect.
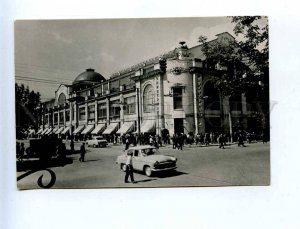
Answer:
[58, 93, 66, 105]
[143, 84, 155, 113]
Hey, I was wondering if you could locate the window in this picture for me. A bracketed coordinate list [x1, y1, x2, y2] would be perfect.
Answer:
[66, 110, 70, 122]
[54, 113, 58, 125]
[88, 105, 95, 120]
[124, 96, 136, 115]
[97, 102, 107, 118]
[79, 107, 85, 121]
[110, 100, 120, 117]
[49, 113, 53, 125]
[110, 80, 120, 93]
[173, 87, 183, 109]
[143, 84, 155, 113]
[94, 86, 102, 96]
[57, 93, 66, 105]
[59, 111, 64, 124]
[103, 83, 108, 94]
[72, 105, 75, 120]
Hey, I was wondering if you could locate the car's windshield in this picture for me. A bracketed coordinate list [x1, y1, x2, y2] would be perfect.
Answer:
[141, 148, 157, 156]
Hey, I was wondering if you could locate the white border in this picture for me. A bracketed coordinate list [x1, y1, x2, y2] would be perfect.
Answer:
[1, 0, 300, 228]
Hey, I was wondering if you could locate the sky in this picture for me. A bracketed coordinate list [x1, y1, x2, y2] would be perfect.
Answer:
[14, 17, 258, 101]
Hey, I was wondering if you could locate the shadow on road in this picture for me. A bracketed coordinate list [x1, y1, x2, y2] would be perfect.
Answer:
[155, 170, 188, 178]
[136, 178, 157, 183]
[83, 159, 103, 162]
[17, 157, 73, 172]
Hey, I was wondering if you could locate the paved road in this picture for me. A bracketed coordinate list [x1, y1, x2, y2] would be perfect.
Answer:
[16, 141, 270, 189]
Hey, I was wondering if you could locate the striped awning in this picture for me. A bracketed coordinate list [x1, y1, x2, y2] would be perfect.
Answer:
[102, 123, 119, 135]
[140, 120, 156, 133]
[82, 125, 95, 134]
[73, 125, 85, 134]
[45, 128, 53, 135]
[116, 122, 134, 134]
[55, 127, 64, 134]
[37, 127, 43, 134]
[61, 126, 71, 135]
[41, 128, 49, 135]
[91, 124, 106, 135]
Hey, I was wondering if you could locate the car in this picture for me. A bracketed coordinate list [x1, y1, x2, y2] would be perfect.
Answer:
[116, 145, 177, 177]
[86, 136, 108, 148]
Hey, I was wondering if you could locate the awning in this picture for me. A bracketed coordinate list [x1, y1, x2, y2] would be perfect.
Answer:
[140, 120, 156, 133]
[73, 125, 85, 134]
[50, 127, 58, 135]
[41, 128, 49, 135]
[82, 125, 95, 134]
[91, 123, 106, 135]
[102, 123, 119, 135]
[28, 129, 35, 135]
[45, 128, 52, 135]
[116, 122, 135, 134]
[37, 128, 43, 134]
[61, 126, 71, 135]
[55, 127, 64, 134]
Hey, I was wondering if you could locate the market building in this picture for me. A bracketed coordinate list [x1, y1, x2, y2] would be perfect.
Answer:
[36, 32, 261, 140]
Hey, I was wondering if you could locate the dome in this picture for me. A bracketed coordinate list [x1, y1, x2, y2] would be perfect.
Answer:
[72, 68, 105, 85]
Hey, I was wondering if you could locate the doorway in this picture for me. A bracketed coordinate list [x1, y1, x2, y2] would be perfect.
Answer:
[174, 118, 184, 134]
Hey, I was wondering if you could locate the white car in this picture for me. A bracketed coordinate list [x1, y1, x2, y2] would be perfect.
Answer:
[86, 136, 108, 148]
[116, 145, 177, 177]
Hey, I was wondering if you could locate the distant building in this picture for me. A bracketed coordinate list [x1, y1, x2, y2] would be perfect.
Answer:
[36, 32, 261, 140]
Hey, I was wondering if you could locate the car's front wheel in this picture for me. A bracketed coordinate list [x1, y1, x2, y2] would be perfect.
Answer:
[144, 166, 152, 177]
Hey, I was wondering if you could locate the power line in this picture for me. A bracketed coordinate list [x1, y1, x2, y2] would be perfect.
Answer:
[15, 68, 74, 82]
[15, 75, 71, 84]
[15, 62, 80, 75]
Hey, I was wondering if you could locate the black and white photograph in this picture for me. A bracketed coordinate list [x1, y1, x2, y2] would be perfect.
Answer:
[15, 17, 270, 189]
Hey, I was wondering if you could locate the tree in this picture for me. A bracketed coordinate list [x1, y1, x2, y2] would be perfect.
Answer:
[198, 16, 269, 139]
[232, 16, 269, 138]
[15, 83, 41, 136]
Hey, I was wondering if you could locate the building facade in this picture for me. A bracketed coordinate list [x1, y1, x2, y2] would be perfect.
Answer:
[37, 32, 261, 139]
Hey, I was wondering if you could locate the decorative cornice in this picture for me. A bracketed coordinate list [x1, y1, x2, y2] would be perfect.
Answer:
[169, 67, 189, 75]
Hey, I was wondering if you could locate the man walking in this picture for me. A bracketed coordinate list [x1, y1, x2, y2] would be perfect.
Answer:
[218, 134, 225, 149]
[125, 151, 136, 183]
[79, 142, 86, 162]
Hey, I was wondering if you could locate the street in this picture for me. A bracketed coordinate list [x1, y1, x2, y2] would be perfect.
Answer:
[17, 141, 270, 189]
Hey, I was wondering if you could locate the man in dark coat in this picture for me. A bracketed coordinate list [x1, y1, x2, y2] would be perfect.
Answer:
[79, 142, 86, 162]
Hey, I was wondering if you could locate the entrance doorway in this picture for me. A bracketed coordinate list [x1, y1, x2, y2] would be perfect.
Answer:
[174, 118, 184, 134]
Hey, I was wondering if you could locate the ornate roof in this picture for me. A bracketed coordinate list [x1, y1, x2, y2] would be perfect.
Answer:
[73, 68, 106, 85]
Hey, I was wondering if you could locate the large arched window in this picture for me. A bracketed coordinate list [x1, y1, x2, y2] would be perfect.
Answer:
[58, 93, 66, 105]
[143, 84, 155, 113]
[203, 81, 220, 110]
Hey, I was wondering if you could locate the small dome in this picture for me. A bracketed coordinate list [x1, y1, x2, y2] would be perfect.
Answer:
[73, 68, 105, 85]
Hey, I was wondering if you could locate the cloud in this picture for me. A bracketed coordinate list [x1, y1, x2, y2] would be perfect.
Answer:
[99, 52, 115, 62]
[48, 30, 73, 45]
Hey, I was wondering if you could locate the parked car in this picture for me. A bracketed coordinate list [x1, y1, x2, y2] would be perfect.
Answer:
[86, 136, 108, 148]
[116, 145, 177, 177]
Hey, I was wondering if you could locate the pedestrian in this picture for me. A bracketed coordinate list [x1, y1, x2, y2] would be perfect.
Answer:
[124, 151, 136, 183]
[125, 137, 130, 150]
[172, 134, 177, 149]
[16, 142, 20, 159]
[238, 134, 245, 147]
[19, 143, 25, 161]
[177, 134, 183, 150]
[218, 134, 225, 149]
[79, 142, 86, 162]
